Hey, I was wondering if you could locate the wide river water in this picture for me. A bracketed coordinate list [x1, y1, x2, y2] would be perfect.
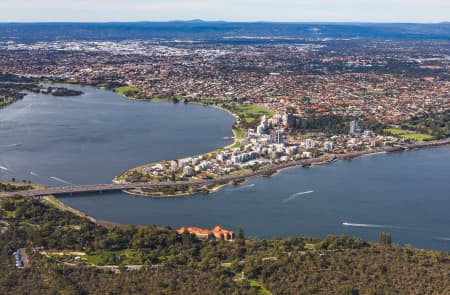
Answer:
[1, 86, 449, 251]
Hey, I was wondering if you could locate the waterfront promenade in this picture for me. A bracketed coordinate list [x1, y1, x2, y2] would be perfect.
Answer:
[1, 138, 448, 199]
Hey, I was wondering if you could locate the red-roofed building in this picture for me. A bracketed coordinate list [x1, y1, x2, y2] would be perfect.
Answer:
[211, 226, 235, 241]
[177, 226, 235, 241]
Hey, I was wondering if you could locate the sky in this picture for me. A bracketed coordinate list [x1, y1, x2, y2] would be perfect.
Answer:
[0, 0, 449, 23]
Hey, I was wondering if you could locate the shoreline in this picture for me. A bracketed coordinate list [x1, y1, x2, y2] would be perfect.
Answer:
[110, 89, 450, 198]
[42, 195, 97, 223]
[114, 139, 450, 198]
[42, 195, 120, 227]
[2, 85, 449, 201]
[109, 93, 241, 180]
[12, 139, 447, 229]
[1, 84, 449, 231]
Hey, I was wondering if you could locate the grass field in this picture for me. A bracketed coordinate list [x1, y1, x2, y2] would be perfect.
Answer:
[401, 133, 434, 141]
[231, 141, 242, 148]
[305, 243, 316, 250]
[85, 249, 141, 266]
[114, 86, 142, 98]
[248, 279, 273, 295]
[384, 128, 433, 142]
[231, 104, 274, 124]
[233, 128, 244, 138]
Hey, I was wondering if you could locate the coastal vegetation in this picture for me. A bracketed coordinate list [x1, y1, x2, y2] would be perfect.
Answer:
[0, 82, 41, 108]
[48, 87, 83, 96]
[384, 111, 449, 141]
[0, 182, 43, 193]
[0, 73, 83, 108]
[0, 198, 449, 294]
[114, 85, 143, 98]
[402, 110, 449, 139]
[233, 127, 244, 138]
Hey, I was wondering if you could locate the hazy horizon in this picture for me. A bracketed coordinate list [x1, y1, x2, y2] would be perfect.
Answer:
[0, 0, 449, 23]
[0, 20, 448, 24]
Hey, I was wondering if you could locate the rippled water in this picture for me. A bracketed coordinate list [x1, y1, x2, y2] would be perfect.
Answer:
[0, 85, 234, 185]
[1, 86, 449, 251]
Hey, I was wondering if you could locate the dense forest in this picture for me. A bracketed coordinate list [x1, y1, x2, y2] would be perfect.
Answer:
[0, 198, 448, 294]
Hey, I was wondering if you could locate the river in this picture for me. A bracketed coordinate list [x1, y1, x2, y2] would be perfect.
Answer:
[1, 85, 449, 251]
[0, 85, 234, 185]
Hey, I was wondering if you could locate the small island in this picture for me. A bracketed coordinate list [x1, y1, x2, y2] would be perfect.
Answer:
[45, 86, 83, 97]
[0, 73, 83, 109]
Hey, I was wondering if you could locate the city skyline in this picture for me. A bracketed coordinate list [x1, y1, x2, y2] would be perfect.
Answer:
[0, 0, 449, 23]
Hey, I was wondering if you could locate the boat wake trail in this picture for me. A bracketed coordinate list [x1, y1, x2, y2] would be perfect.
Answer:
[30, 171, 41, 177]
[0, 143, 20, 150]
[228, 184, 255, 191]
[0, 166, 8, 171]
[50, 176, 75, 186]
[435, 237, 450, 241]
[282, 190, 314, 203]
[342, 222, 402, 229]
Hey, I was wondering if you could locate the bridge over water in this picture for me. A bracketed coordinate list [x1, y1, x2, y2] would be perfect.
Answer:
[0, 180, 209, 199]
[1, 139, 448, 199]
[0, 159, 315, 199]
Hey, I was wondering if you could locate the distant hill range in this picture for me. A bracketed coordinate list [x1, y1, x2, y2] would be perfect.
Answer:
[1, 21, 450, 42]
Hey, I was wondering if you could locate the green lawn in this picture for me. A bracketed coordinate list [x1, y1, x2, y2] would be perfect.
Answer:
[384, 128, 406, 136]
[231, 141, 242, 148]
[4, 210, 15, 218]
[114, 86, 143, 98]
[249, 279, 273, 295]
[305, 243, 316, 250]
[402, 133, 434, 141]
[384, 128, 433, 142]
[233, 128, 244, 138]
[40, 200, 61, 210]
[231, 104, 274, 124]
[187, 98, 221, 105]
[85, 249, 142, 266]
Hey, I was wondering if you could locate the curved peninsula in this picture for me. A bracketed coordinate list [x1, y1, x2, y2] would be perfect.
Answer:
[112, 90, 450, 197]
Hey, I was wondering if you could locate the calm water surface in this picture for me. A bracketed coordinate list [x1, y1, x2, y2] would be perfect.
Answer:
[0, 85, 234, 185]
[1, 86, 449, 251]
